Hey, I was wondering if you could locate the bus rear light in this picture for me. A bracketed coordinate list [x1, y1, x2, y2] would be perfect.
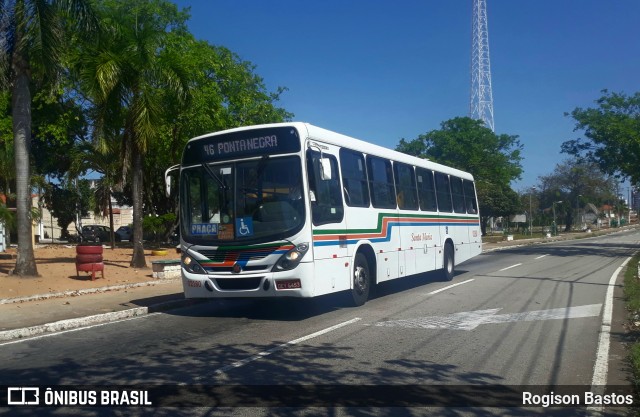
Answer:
[275, 279, 301, 290]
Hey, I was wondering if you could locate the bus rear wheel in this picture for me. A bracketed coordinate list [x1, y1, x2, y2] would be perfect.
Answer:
[351, 253, 371, 307]
[441, 243, 455, 281]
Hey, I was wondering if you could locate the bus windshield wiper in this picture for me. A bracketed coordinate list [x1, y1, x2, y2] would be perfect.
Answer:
[202, 163, 226, 190]
[256, 155, 270, 177]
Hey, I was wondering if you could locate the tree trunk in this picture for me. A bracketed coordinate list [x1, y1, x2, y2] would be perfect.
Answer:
[480, 216, 488, 236]
[11, 68, 38, 276]
[564, 213, 573, 232]
[108, 196, 115, 249]
[130, 149, 146, 268]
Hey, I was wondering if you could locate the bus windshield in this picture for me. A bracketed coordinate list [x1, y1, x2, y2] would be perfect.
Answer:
[181, 155, 305, 244]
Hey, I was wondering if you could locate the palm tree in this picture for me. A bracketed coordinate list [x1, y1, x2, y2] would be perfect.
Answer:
[0, 0, 95, 276]
[70, 140, 122, 249]
[76, 1, 188, 267]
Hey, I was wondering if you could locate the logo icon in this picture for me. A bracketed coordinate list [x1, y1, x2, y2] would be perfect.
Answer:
[235, 217, 253, 237]
[7, 387, 40, 405]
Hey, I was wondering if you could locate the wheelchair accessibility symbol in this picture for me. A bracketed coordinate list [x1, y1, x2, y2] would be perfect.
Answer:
[235, 217, 254, 237]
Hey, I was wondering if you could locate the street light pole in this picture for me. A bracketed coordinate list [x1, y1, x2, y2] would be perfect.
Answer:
[553, 200, 563, 236]
[529, 186, 536, 236]
[575, 194, 582, 230]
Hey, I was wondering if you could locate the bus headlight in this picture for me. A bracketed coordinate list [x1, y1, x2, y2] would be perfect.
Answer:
[182, 254, 206, 274]
[272, 243, 309, 272]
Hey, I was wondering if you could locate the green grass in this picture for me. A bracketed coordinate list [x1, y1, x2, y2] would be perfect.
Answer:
[623, 253, 640, 397]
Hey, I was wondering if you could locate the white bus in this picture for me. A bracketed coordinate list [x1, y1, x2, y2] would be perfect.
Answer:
[168, 122, 481, 306]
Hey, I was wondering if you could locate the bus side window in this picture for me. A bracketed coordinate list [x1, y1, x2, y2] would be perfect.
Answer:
[366, 155, 396, 209]
[435, 172, 453, 213]
[306, 150, 344, 225]
[451, 176, 466, 213]
[416, 168, 437, 212]
[463, 180, 478, 214]
[339, 149, 370, 207]
[394, 162, 418, 210]
[186, 172, 204, 223]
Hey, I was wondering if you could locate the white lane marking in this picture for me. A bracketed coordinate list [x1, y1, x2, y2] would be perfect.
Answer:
[374, 304, 602, 331]
[498, 263, 522, 272]
[589, 256, 632, 412]
[535, 255, 548, 260]
[427, 279, 475, 295]
[0, 313, 161, 346]
[213, 317, 361, 375]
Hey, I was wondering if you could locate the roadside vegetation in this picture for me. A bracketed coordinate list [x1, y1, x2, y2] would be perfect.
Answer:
[624, 252, 640, 398]
[0, 0, 292, 274]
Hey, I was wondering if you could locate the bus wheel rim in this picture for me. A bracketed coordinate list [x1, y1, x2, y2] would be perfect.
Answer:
[354, 266, 367, 294]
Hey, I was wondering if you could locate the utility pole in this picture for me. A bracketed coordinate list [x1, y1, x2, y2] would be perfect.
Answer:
[529, 186, 536, 235]
[470, 0, 495, 132]
[553, 201, 563, 236]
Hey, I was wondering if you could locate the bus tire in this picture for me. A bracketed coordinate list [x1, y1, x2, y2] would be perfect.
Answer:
[351, 253, 371, 307]
[441, 243, 455, 281]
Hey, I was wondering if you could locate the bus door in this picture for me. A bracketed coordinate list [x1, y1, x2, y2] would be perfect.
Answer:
[450, 176, 471, 262]
[415, 168, 440, 274]
[306, 141, 349, 295]
[364, 155, 400, 283]
[463, 179, 482, 259]
[394, 162, 420, 277]
[434, 172, 456, 269]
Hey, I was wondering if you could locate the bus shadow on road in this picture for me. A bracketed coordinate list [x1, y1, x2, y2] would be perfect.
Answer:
[163, 270, 468, 322]
[372, 269, 468, 300]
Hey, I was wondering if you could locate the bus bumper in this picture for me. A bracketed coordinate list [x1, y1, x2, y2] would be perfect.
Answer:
[181, 262, 315, 299]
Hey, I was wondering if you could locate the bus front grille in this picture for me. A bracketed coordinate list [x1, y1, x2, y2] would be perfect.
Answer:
[215, 277, 264, 290]
[199, 249, 274, 262]
[204, 265, 270, 273]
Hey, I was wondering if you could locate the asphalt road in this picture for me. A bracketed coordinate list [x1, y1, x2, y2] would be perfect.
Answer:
[2, 229, 639, 417]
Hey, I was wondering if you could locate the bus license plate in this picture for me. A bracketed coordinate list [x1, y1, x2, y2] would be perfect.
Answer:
[276, 279, 301, 290]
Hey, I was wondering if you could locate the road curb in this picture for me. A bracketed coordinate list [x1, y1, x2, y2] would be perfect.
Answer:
[481, 226, 638, 253]
[0, 278, 179, 305]
[0, 296, 203, 343]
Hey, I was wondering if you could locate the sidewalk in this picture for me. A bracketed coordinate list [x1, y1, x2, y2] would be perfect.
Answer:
[0, 226, 636, 342]
[0, 278, 193, 341]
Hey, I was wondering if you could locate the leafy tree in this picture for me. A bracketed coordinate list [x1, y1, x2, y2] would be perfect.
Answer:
[143, 213, 176, 242]
[69, 140, 122, 248]
[477, 184, 521, 233]
[31, 89, 87, 181]
[0, 92, 14, 198]
[75, 0, 189, 268]
[42, 179, 92, 239]
[562, 90, 640, 184]
[536, 159, 618, 231]
[0, 0, 95, 276]
[131, 30, 292, 239]
[396, 117, 523, 234]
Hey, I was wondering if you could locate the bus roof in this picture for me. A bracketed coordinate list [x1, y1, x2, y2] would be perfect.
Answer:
[188, 122, 474, 181]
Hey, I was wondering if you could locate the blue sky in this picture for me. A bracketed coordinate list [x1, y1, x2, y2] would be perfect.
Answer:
[174, 0, 640, 191]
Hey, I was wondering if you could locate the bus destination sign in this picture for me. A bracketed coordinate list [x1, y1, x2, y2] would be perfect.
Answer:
[182, 126, 301, 165]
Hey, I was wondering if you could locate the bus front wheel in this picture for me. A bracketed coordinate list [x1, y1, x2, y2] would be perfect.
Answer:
[351, 253, 371, 307]
[441, 243, 455, 281]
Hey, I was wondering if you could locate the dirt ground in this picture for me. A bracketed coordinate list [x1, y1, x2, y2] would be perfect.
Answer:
[0, 244, 180, 300]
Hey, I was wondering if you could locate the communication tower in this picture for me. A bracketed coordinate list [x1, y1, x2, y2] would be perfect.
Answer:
[469, 0, 495, 132]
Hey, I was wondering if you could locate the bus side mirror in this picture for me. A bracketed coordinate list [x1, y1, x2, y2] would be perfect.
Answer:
[165, 176, 172, 197]
[165, 164, 179, 197]
[320, 158, 332, 181]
